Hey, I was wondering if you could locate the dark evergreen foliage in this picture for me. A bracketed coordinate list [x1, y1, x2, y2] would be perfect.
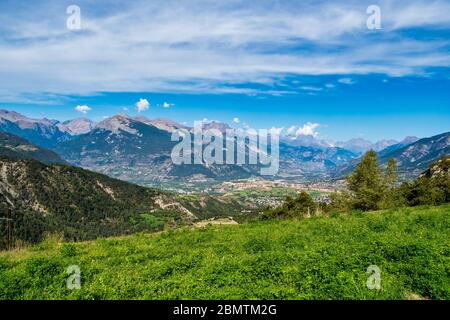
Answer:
[0, 156, 172, 249]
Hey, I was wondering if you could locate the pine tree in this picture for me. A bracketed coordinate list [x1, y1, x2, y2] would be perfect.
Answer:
[384, 158, 398, 190]
[381, 158, 403, 208]
[346, 150, 383, 211]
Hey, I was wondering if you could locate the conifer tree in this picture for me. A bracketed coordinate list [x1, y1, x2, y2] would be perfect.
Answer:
[346, 150, 383, 210]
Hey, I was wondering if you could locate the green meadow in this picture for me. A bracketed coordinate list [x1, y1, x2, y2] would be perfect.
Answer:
[1, 204, 449, 300]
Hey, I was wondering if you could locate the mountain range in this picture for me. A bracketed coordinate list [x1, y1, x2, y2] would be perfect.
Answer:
[333, 132, 450, 179]
[0, 109, 70, 148]
[56, 117, 96, 135]
[0, 109, 448, 186]
[282, 134, 419, 154]
[0, 131, 66, 165]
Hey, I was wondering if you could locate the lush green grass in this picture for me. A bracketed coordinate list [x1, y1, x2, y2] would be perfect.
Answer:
[1, 205, 449, 300]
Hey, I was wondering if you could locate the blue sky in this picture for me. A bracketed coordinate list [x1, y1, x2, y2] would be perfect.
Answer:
[0, 0, 449, 141]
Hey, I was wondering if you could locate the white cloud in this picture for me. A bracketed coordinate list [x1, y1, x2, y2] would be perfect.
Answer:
[74, 105, 91, 114]
[389, 1, 450, 30]
[296, 122, 320, 136]
[232, 117, 240, 124]
[0, 1, 449, 99]
[325, 83, 335, 88]
[285, 123, 321, 137]
[135, 98, 149, 112]
[286, 126, 297, 135]
[338, 78, 355, 85]
[162, 102, 172, 108]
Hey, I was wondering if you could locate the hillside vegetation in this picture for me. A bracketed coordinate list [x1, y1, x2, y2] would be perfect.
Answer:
[0, 132, 66, 165]
[262, 154, 449, 219]
[0, 156, 168, 248]
[0, 157, 259, 249]
[0, 205, 449, 300]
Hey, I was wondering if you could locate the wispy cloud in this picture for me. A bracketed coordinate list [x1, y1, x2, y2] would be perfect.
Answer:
[0, 0, 449, 100]
[300, 86, 323, 92]
[387, 1, 450, 29]
[338, 78, 355, 85]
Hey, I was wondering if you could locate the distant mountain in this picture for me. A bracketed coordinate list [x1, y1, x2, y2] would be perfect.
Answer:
[55, 114, 363, 185]
[378, 136, 419, 156]
[0, 109, 58, 126]
[334, 138, 373, 153]
[281, 135, 331, 149]
[55, 115, 254, 186]
[278, 143, 357, 179]
[401, 136, 420, 145]
[131, 118, 232, 134]
[0, 109, 70, 148]
[379, 132, 449, 175]
[283, 136, 400, 154]
[135, 116, 190, 133]
[56, 114, 176, 163]
[0, 111, 254, 186]
[335, 138, 401, 154]
[371, 139, 399, 152]
[1, 109, 446, 185]
[0, 132, 66, 165]
[202, 121, 232, 133]
[57, 118, 96, 135]
[333, 132, 449, 179]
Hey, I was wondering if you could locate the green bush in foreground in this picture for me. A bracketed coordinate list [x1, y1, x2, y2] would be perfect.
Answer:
[0, 204, 449, 300]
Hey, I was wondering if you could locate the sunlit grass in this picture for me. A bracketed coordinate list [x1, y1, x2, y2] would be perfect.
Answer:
[1, 204, 449, 300]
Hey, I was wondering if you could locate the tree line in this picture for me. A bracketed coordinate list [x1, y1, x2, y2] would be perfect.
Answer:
[263, 152, 450, 219]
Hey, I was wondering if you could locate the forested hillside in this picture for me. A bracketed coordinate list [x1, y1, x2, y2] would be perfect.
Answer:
[0, 156, 260, 249]
[0, 157, 178, 248]
[0, 132, 66, 165]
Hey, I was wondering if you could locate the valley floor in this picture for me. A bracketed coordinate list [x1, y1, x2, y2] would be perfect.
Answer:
[1, 205, 449, 300]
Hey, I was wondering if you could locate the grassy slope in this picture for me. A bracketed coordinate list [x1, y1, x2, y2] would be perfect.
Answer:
[0, 205, 449, 300]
